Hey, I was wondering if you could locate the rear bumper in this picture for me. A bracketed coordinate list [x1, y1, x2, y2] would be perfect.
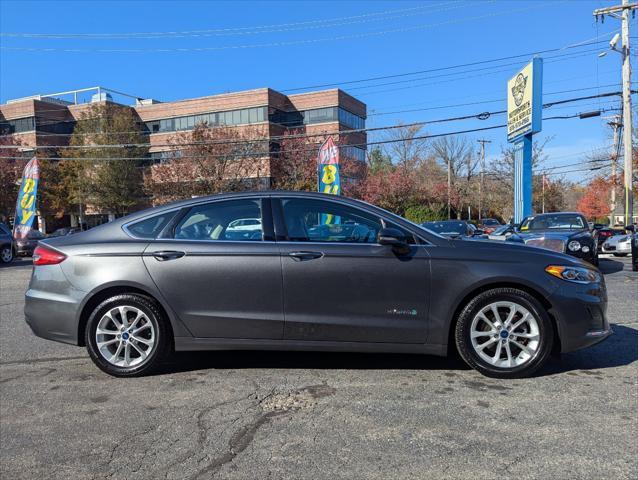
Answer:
[548, 281, 611, 353]
[24, 265, 84, 346]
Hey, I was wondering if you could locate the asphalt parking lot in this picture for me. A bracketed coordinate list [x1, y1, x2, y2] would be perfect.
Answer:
[1, 256, 636, 479]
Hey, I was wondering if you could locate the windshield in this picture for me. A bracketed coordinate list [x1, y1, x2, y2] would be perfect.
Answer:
[482, 219, 499, 226]
[422, 221, 466, 235]
[520, 214, 586, 231]
[491, 225, 511, 235]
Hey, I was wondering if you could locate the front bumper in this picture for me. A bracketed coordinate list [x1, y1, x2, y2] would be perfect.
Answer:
[601, 243, 631, 254]
[548, 279, 612, 353]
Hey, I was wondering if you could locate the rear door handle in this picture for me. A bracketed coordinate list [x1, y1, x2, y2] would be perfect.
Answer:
[288, 251, 324, 261]
[152, 250, 185, 261]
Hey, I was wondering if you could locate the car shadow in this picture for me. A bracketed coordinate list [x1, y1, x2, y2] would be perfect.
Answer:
[598, 258, 625, 274]
[539, 323, 638, 376]
[162, 349, 470, 375]
[160, 323, 637, 378]
[0, 257, 32, 269]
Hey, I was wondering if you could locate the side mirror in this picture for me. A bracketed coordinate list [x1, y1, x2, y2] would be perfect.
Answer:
[377, 227, 410, 254]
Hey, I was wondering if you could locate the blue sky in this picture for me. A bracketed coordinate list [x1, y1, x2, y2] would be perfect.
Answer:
[0, 0, 633, 181]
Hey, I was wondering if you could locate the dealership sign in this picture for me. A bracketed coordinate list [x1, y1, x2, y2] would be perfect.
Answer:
[14, 157, 40, 240]
[507, 58, 543, 143]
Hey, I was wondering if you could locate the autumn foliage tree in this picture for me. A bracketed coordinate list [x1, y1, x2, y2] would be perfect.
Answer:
[145, 124, 267, 205]
[0, 135, 26, 222]
[576, 176, 612, 220]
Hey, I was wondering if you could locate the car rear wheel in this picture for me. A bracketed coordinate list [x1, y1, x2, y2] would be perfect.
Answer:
[85, 294, 171, 377]
[455, 288, 554, 378]
[1, 246, 13, 263]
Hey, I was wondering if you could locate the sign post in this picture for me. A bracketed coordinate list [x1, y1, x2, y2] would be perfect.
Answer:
[507, 58, 542, 223]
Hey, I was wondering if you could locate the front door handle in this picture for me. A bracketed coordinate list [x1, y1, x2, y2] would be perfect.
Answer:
[288, 251, 324, 261]
[152, 250, 185, 261]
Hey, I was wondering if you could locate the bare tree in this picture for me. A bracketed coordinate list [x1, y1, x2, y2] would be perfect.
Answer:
[383, 124, 429, 172]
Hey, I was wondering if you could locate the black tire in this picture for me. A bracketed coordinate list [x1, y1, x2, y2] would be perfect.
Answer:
[85, 294, 171, 377]
[1, 245, 13, 264]
[454, 288, 554, 379]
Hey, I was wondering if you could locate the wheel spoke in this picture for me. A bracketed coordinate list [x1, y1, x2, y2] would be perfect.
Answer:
[124, 343, 131, 366]
[110, 342, 123, 363]
[130, 334, 153, 346]
[118, 307, 130, 328]
[503, 304, 517, 326]
[128, 311, 145, 330]
[510, 312, 530, 332]
[107, 310, 123, 330]
[511, 340, 534, 357]
[96, 327, 118, 336]
[131, 323, 151, 335]
[97, 338, 119, 349]
[476, 337, 497, 351]
[504, 342, 513, 367]
[471, 329, 496, 339]
[129, 341, 148, 360]
[491, 341, 503, 364]
[477, 312, 497, 330]
[490, 305, 502, 325]
[515, 332, 539, 341]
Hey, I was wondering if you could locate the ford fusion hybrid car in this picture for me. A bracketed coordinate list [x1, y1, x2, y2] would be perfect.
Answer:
[25, 192, 610, 378]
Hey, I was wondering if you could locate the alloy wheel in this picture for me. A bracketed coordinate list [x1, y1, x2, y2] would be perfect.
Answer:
[470, 301, 540, 369]
[1, 247, 13, 263]
[95, 305, 156, 368]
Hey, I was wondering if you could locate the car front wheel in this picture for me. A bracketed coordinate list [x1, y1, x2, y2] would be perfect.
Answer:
[85, 294, 171, 377]
[1, 246, 13, 264]
[455, 288, 554, 378]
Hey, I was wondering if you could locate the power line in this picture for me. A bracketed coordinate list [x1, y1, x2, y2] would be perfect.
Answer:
[0, 2, 567, 53]
[0, 2, 465, 38]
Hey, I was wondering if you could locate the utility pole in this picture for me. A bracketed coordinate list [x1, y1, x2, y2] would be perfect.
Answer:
[608, 116, 622, 225]
[447, 158, 451, 219]
[477, 139, 491, 221]
[594, 0, 636, 227]
[541, 174, 546, 213]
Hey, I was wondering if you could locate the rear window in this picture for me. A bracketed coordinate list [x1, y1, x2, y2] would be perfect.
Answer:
[126, 212, 175, 239]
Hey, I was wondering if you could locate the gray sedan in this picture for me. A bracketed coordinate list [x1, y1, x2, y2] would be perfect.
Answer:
[25, 192, 611, 378]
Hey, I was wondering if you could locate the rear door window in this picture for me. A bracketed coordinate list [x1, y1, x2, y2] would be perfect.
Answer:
[174, 199, 263, 241]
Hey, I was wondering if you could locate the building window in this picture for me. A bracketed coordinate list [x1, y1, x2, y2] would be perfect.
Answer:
[341, 146, 366, 162]
[0, 116, 36, 134]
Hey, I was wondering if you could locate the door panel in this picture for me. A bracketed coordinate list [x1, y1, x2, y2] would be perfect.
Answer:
[143, 241, 283, 339]
[141, 198, 283, 339]
[280, 243, 430, 343]
[275, 197, 430, 344]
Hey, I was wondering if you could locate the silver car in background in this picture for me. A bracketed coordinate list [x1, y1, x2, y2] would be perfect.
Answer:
[602, 233, 632, 256]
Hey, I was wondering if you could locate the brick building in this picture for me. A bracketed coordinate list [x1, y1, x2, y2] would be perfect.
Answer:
[0, 86, 367, 229]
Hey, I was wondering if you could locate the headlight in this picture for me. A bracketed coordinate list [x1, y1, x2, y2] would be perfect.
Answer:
[618, 235, 628, 242]
[568, 240, 581, 251]
[545, 265, 601, 284]
[581, 246, 590, 253]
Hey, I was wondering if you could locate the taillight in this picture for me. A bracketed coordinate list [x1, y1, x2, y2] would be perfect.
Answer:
[33, 245, 67, 266]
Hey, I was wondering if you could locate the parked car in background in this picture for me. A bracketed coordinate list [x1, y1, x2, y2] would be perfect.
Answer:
[488, 224, 517, 241]
[632, 232, 638, 271]
[24, 191, 611, 379]
[596, 228, 624, 252]
[0, 222, 15, 264]
[15, 229, 46, 257]
[478, 218, 501, 234]
[421, 220, 484, 239]
[48, 227, 82, 238]
[602, 233, 633, 256]
[507, 212, 598, 265]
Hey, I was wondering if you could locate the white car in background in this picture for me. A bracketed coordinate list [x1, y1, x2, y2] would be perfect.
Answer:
[602, 233, 632, 256]
[487, 224, 517, 241]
